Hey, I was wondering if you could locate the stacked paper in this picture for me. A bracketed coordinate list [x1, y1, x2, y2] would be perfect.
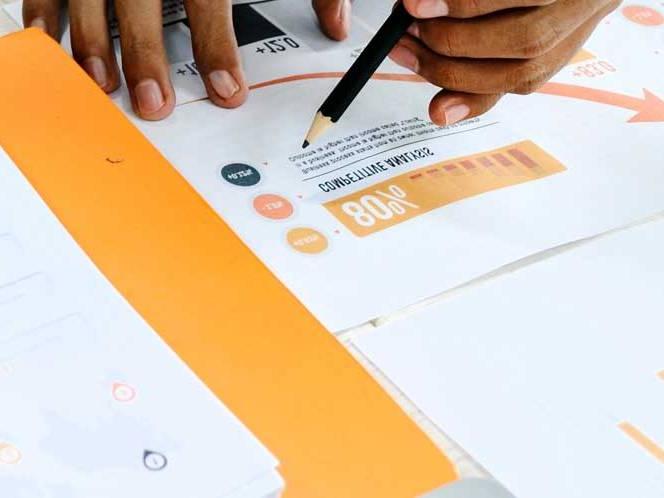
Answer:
[0, 147, 283, 498]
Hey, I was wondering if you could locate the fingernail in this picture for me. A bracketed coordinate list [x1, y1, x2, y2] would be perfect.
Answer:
[443, 103, 470, 125]
[339, 0, 351, 25]
[209, 70, 240, 100]
[389, 45, 419, 73]
[407, 23, 420, 38]
[30, 18, 47, 32]
[415, 0, 449, 17]
[135, 79, 165, 115]
[82, 56, 108, 89]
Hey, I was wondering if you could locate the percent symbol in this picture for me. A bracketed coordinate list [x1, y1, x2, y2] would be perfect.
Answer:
[374, 185, 419, 214]
[341, 184, 419, 228]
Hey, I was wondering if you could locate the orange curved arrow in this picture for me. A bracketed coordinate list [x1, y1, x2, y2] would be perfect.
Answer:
[537, 83, 664, 123]
[248, 73, 664, 123]
[249, 71, 424, 90]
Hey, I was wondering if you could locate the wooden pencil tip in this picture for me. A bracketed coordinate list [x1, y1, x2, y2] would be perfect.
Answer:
[303, 112, 334, 149]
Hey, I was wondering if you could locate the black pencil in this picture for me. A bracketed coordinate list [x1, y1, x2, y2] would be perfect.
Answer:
[302, 3, 414, 148]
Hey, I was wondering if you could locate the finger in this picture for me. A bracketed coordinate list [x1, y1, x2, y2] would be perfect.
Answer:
[185, 0, 247, 108]
[390, 9, 610, 96]
[312, 0, 351, 41]
[115, 0, 175, 120]
[429, 91, 502, 125]
[403, 0, 555, 19]
[390, 34, 528, 94]
[23, 0, 62, 38]
[412, 0, 611, 58]
[69, 0, 121, 93]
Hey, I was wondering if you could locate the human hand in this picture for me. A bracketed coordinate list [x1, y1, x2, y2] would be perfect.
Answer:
[23, 0, 351, 120]
[390, 0, 619, 125]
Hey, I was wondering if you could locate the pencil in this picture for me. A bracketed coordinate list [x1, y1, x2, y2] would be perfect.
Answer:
[302, 3, 414, 149]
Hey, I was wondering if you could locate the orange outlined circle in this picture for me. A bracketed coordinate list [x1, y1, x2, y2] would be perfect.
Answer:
[253, 194, 294, 220]
[622, 5, 664, 25]
[0, 443, 22, 465]
[287, 228, 328, 254]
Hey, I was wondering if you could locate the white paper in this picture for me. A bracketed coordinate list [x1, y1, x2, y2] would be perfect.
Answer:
[130, 33, 664, 331]
[354, 218, 664, 498]
[591, 0, 664, 93]
[0, 147, 282, 497]
[4, 1, 663, 335]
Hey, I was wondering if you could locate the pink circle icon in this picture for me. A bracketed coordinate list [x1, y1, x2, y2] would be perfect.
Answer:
[253, 194, 294, 220]
[112, 382, 137, 403]
[622, 5, 664, 25]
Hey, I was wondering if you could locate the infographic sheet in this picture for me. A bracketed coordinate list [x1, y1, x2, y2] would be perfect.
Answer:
[5, 0, 663, 332]
[135, 43, 664, 331]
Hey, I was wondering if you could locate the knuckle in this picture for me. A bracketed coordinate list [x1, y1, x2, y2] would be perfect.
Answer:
[510, 61, 548, 94]
[441, 67, 466, 90]
[71, 28, 108, 54]
[186, 0, 210, 9]
[454, 0, 485, 18]
[516, 19, 561, 58]
[427, 26, 460, 56]
[193, 33, 233, 56]
[124, 36, 162, 57]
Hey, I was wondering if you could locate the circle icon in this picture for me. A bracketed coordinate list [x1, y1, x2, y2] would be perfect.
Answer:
[0, 443, 22, 465]
[112, 382, 136, 403]
[253, 194, 294, 220]
[622, 5, 664, 25]
[220, 163, 261, 187]
[143, 450, 167, 471]
[286, 228, 328, 254]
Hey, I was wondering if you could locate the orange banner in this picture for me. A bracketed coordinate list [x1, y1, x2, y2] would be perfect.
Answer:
[325, 140, 566, 237]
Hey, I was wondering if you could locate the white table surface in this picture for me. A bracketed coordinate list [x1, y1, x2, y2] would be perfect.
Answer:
[6, 4, 661, 492]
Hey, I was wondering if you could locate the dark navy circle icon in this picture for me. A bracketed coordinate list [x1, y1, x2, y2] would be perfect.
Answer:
[143, 450, 168, 471]
[221, 163, 261, 187]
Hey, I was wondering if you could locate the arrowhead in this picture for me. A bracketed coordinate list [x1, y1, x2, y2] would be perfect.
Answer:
[628, 89, 664, 123]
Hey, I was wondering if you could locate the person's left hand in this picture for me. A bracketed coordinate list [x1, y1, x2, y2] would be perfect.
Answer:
[390, 0, 620, 126]
[23, 0, 350, 120]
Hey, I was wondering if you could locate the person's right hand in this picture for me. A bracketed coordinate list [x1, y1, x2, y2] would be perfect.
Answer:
[24, 0, 351, 120]
[392, 0, 618, 125]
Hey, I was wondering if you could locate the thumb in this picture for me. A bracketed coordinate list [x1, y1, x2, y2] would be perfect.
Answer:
[313, 0, 351, 41]
[429, 90, 503, 126]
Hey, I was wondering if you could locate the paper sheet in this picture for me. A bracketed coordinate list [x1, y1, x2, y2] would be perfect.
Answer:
[0, 147, 282, 498]
[4, 0, 663, 334]
[354, 218, 664, 498]
[592, 0, 664, 92]
[129, 26, 663, 331]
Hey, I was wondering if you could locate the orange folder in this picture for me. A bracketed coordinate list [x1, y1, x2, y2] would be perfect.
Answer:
[0, 29, 456, 497]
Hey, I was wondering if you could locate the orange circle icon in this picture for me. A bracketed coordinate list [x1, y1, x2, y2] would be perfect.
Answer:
[622, 5, 664, 25]
[287, 228, 328, 254]
[0, 443, 22, 465]
[253, 194, 294, 220]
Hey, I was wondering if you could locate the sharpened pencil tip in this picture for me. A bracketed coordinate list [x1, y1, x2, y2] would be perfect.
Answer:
[302, 140, 310, 149]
